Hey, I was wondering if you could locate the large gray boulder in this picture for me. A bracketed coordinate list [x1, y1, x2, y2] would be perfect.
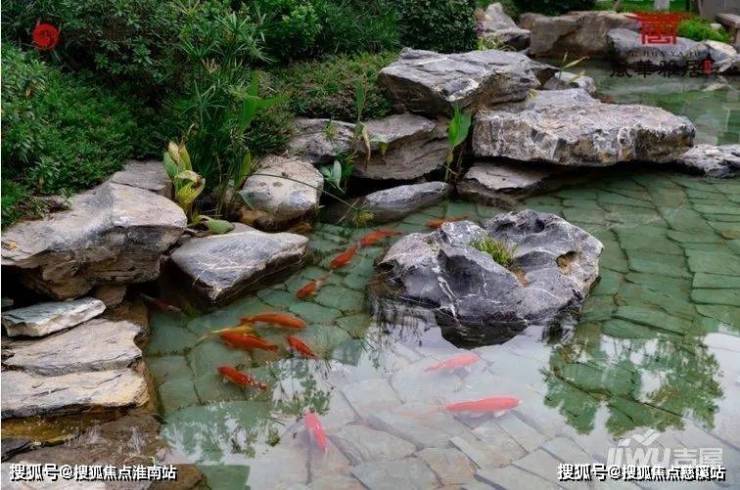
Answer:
[2, 298, 105, 338]
[704, 40, 739, 73]
[543, 71, 597, 95]
[1, 369, 148, 419]
[3, 318, 142, 375]
[677, 144, 740, 178]
[108, 160, 172, 198]
[372, 210, 603, 344]
[473, 89, 695, 166]
[457, 162, 561, 206]
[288, 114, 449, 180]
[606, 28, 708, 68]
[239, 155, 323, 230]
[1, 182, 186, 299]
[169, 227, 308, 304]
[521, 11, 640, 58]
[378, 48, 552, 117]
[324, 182, 450, 224]
[478, 3, 530, 51]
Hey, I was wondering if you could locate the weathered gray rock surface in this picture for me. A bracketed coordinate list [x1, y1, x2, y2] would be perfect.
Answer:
[521, 11, 639, 58]
[372, 210, 603, 344]
[607, 28, 709, 67]
[3, 319, 142, 375]
[1, 369, 148, 419]
[108, 160, 172, 198]
[239, 155, 323, 230]
[2, 298, 105, 338]
[478, 3, 530, 51]
[705, 40, 739, 73]
[288, 114, 449, 180]
[351, 457, 439, 490]
[169, 228, 308, 304]
[473, 89, 695, 166]
[331, 424, 415, 465]
[543, 71, 596, 95]
[457, 163, 560, 205]
[677, 144, 740, 178]
[1, 182, 186, 299]
[325, 182, 450, 224]
[378, 48, 551, 116]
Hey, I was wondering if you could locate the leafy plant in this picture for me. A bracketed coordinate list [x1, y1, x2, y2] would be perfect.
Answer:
[445, 105, 472, 181]
[678, 18, 731, 43]
[512, 0, 595, 16]
[470, 237, 517, 269]
[555, 52, 589, 85]
[397, 0, 478, 53]
[163, 142, 205, 220]
[321, 155, 355, 194]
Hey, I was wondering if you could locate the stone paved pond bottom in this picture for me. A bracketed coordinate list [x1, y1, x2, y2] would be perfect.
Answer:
[145, 168, 740, 489]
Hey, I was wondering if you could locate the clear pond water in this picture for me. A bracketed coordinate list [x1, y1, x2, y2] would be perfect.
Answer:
[146, 75, 740, 489]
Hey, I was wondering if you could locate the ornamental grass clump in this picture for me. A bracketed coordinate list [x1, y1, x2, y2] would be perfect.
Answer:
[470, 237, 517, 269]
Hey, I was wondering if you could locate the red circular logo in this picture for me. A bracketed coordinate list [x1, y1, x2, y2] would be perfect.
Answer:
[32, 23, 60, 51]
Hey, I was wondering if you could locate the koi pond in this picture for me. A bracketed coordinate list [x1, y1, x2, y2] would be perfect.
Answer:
[146, 68, 740, 489]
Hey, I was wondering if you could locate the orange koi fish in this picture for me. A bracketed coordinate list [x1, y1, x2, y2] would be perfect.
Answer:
[445, 396, 521, 414]
[330, 244, 358, 269]
[217, 366, 268, 390]
[426, 215, 469, 229]
[241, 312, 306, 330]
[198, 323, 255, 342]
[296, 275, 329, 300]
[304, 411, 328, 452]
[425, 352, 480, 372]
[287, 335, 318, 359]
[220, 332, 279, 352]
[359, 229, 402, 247]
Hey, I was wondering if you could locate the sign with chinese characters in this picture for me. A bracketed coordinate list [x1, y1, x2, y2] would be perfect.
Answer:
[628, 12, 689, 45]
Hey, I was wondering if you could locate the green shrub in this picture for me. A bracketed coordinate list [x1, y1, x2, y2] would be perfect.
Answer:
[397, 0, 478, 53]
[678, 18, 731, 43]
[512, 0, 596, 16]
[2, 0, 180, 97]
[470, 237, 517, 269]
[270, 51, 398, 121]
[2, 45, 136, 197]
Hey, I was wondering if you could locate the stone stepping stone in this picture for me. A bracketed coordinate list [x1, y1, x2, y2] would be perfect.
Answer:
[473, 89, 694, 167]
[1, 182, 186, 299]
[108, 160, 172, 197]
[457, 162, 561, 206]
[1, 369, 148, 419]
[1, 297, 105, 338]
[350, 457, 438, 490]
[168, 227, 308, 304]
[379, 48, 549, 116]
[239, 155, 323, 230]
[3, 318, 141, 375]
[678, 144, 740, 178]
[330, 424, 415, 465]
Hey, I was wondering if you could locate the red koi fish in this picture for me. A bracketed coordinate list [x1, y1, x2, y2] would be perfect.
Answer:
[330, 244, 358, 269]
[426, 216, 469, 229]
[217, 366, 268, 390]
[304, 411, 328, 452]
[359, 229, 402, 247]
[241, 312, 306, 330]
[445, 396, 521, 414]
[287, 335, 318, 359]
[425, 353, 480, 372]
[296, 275, 329, 299]
[220, 332, 279, 352]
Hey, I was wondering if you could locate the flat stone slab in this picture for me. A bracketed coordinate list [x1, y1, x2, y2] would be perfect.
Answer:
[108, 160, 172, 198]
[351, 457, 439, 490]
[1, 298, 105, 338]
[325, 182, 450, 224]
[169, 228, 308, 304]
[378, 48, 549, 116]
[607, 28, 708, 67]
[239, 155, 323, 230]
[473, 89, 695, 166]
[417, 447, 475, 485]
[1, 369, 148, 419]
[677, 144, 740, 178]
[288, 114, 448, 180]
[3, 318, 142, 375]
[1, 182, 186, 299]
[330, 424, 415, 465]
[458, 162, 560, 205]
